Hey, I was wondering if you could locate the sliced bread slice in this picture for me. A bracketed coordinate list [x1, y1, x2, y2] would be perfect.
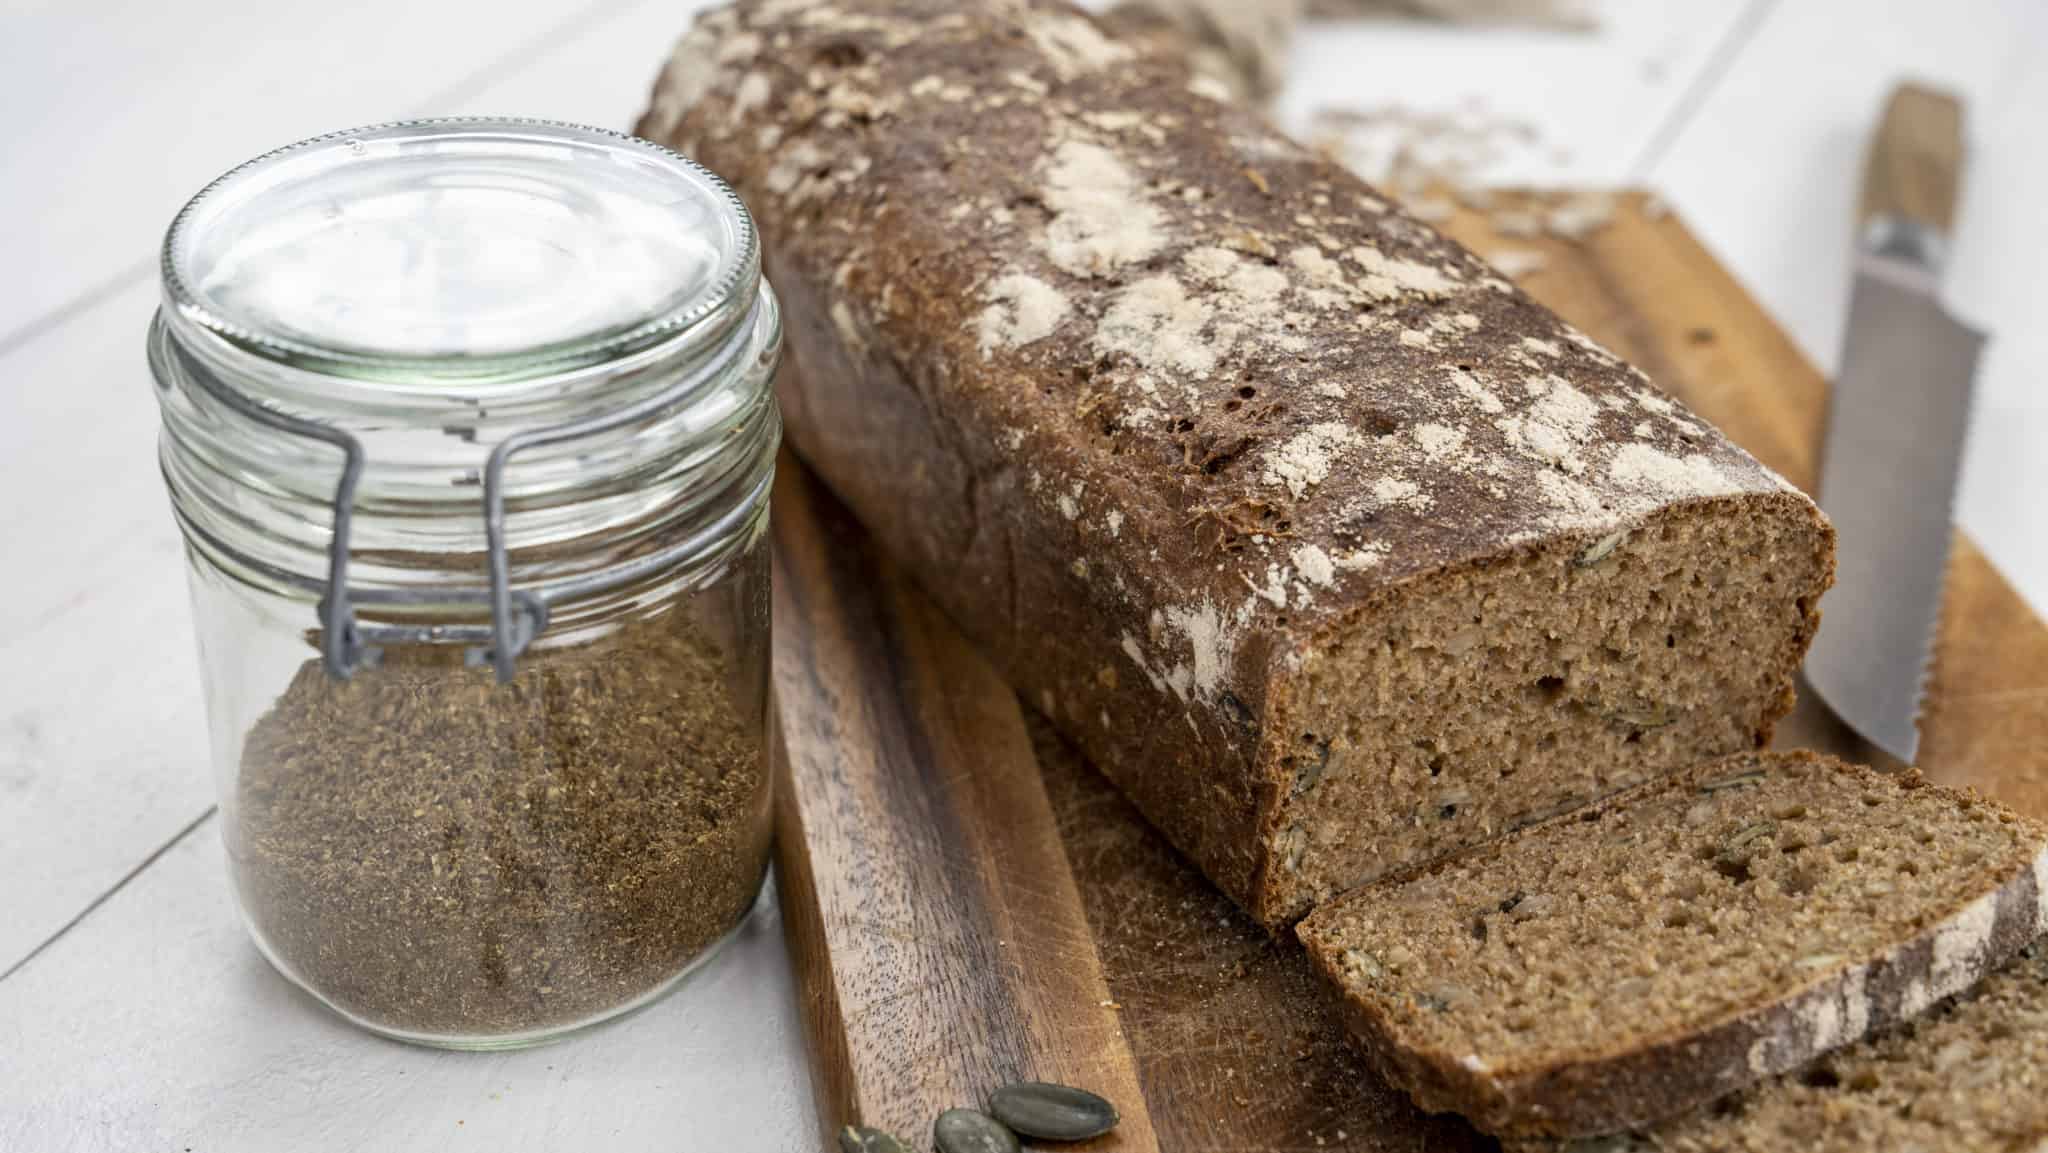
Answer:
[1526, 941, 2048, 1153]
[1296, 751, 2048, 1139]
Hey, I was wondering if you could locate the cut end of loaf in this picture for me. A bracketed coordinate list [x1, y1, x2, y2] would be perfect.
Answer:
[1297, 751, 2048, 1139]
[1252, 492, 1833, 928]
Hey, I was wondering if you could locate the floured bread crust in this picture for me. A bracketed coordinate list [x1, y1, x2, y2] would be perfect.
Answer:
[638, 0, 1833, 928]
[1521, 943, 2048, 1152]
[1298, 752, 2048, 1138]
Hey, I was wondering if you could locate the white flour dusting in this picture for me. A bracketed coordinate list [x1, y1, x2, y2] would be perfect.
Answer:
[978, 272, 1071, 357]
[1185, 247, 1291, 323]
[766, 140, 828, 196]
[1448, 366, 1506, 414]
[2035, 848, 2048, 932]
[1335, 543, 1389, 570]
[1263, 422, 1364, 499]
[1026, 11, 1135, 80]
[1907, 891, 2001, 1015]
[1534, 470, 1606, 526]
[729, 71, 773, 128]
[1042, 138, 1167, 278]
[1372, 476, 1431, 511]
[1292, 544, 1338, 588]
[1413, 423, 1470, 464]
[642, 17, 734, 139]
[1350, 245, 1461, 300]
[1165, 600, 1235, 698]
[1246, 564, 1291, 607]
[1097, 275, 1219, 377]
[1120, 631, 1170, 695]
[1497, 375, 1601, 473]
[1287, 246, 1351, 310]
[1609, 443, 1740, 499]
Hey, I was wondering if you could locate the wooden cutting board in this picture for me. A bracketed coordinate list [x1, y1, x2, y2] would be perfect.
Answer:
[768, 191, 2048, 1151]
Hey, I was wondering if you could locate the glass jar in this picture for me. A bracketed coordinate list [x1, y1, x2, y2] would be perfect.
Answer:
[148, 119, 782, 1049]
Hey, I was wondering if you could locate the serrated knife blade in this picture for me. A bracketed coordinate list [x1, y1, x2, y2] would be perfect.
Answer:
[1803, 83, 1985, 764]
[1804, 256, 1983, 762]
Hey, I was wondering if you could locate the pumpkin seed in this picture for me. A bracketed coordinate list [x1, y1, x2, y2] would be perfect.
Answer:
[1726, 820, 1778, 850]
[1574, 530, 1627, 567]
[934, 1109, 1020, 1153]
[1278, 824, 1308, 873]
[1698, 769, 1769, 794]
[1291, 737, 1333, 796]
[1343, 948, 1386, 981]
[1604, 705, 1676, 729]
[839, 1125, 911, 1153]
[988, 1081, 1121, 1141]
[1712, 820, 1778, 882]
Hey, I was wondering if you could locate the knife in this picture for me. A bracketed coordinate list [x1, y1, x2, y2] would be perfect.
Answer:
[1804, 82, 1986, 764]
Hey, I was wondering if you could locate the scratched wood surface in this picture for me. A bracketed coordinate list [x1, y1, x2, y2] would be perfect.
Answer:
[771, 449, 1160, 1151]
[769, 193, 2048, 1152]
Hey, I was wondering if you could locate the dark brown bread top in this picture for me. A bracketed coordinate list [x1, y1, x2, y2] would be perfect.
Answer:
[1298, 751, 2048, 1139]
[639, 0, 1829, 919]
[643, 0, 1804, 682]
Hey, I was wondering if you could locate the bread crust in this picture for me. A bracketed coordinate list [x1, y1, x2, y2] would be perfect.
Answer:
[640, 0, 1832, 929]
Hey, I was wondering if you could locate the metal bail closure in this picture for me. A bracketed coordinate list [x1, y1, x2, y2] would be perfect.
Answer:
[155, 119, 772, 684]
[168, 281, 771, 683]
[173, 338, 550, 681]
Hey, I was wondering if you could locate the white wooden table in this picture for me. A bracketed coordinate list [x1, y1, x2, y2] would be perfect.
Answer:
[2, 2, 2042, 1149]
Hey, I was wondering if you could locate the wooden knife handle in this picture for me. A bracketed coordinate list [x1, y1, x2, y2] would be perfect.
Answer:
[1859, 82, 1966, 246]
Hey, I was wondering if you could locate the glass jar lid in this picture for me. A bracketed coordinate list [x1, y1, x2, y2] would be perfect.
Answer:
[150, 119, 782, 682]
[162, 118, 758, 378]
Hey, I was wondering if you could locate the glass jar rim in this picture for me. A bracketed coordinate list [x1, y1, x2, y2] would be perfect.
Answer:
[151, 118, 784, 681]
[159, 117, 761, 383]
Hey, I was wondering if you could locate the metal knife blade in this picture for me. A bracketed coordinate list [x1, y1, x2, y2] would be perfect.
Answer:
[1805, 257, 1983, 762]
[1804, 83, 1985, 763]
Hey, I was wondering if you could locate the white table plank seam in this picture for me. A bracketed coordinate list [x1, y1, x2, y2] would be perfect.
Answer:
[411, 0, 652, 123]
[0, 256, 154, 361]
[1625, 0, 1781, 179]
[0, 0, 649, 368]
[0, 807, 217, 984]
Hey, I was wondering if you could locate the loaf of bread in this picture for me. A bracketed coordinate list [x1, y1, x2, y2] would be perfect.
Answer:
[1297, 751, 2048, 1139]
[1526, 942, 2048, 1152]
[638, 0, 1834, 930]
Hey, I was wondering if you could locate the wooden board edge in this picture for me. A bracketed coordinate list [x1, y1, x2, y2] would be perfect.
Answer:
[770, 455, 1162, 1149]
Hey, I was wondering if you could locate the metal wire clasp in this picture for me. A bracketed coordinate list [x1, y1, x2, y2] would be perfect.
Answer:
[170, 308, 770, 683]
[174, 342, 548, 681]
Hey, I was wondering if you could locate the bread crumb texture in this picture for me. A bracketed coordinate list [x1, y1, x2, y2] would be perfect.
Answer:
[1299, 752, 2048, 1138]
[1531, 942, 2048, 1152]
[639, 0, 1806, 713]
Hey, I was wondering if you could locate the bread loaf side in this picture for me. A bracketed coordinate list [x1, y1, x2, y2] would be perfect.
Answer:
[639, 0, 1835, 929]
